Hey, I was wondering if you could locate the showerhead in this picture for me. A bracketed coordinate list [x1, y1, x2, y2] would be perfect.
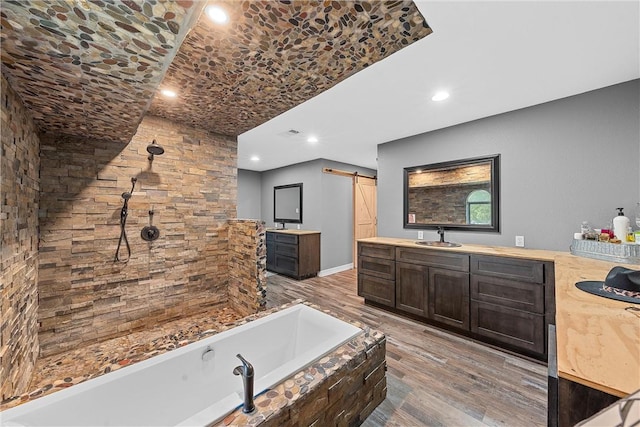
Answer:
[121, 192, 132, 200]
[147, 140, 164, 159]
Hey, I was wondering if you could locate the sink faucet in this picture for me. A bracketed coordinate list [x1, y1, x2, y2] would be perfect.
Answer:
[437, 227, 445, 243]
[233, 354, 255, 413]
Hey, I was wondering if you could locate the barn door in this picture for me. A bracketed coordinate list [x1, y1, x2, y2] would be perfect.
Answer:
[353, 175, 377, 263]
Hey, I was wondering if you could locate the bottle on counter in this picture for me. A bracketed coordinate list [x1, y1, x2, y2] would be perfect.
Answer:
[627, 227, 636, 243]
[613, 208, 630, 242]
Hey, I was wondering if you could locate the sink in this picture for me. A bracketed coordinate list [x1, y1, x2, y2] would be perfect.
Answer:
[415, 241, 462, 248]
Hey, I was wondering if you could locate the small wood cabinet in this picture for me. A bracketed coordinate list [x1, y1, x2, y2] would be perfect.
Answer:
[266, 230, 320, 280]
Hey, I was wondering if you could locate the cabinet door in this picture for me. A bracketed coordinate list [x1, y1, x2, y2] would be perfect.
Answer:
[428, 268, 470, 330]
[395, 262, 428, 317]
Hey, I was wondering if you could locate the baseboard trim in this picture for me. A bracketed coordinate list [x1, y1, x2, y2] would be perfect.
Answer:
[318, 263, 354, 277]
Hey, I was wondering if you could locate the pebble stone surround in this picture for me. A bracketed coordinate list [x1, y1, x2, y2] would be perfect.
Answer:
[0, 0, 199, 143]
[1, 1, 432, 141]
[0, 300, 387, 427]
[149, 0, 434, 136]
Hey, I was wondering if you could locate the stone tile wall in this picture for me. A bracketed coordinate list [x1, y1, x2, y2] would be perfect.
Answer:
[409, 183, 491, 224]
[227, 220, 267, 317]
[0, 74, 41, 399]
[37, 115, 237, 357]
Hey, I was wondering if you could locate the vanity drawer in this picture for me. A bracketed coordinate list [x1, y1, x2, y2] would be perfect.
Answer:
[273, 232, 298, 244]
[274, 242, 297, 258]
[396, 247, 469, 272]
[470, 255, 545, 283]
[358, 274, 395, 307]
[471, 275, 544, 314]
[358, 255, 395, 281]
[471, 300, 545, 355]
[359, 243, 395, 260]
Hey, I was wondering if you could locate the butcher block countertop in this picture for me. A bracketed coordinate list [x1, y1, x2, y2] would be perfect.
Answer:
[358, 237, 640, 397]
[554, 254, 640, 397]
[266, 229, 320, 235]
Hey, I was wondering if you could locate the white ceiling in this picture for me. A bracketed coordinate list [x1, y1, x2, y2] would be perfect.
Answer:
[238, 1, 640, 172]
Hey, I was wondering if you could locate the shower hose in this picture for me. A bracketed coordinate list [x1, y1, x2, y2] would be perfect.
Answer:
[114, 178, 137, 262]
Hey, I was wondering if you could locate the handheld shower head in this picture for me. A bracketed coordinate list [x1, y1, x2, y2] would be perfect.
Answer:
[147, 140, 164, 160]
[121, 192, 132, 200]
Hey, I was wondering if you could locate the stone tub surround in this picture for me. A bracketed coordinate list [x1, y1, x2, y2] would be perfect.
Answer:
[0, 75, 41, 399]
[0, 300, 387, 427]
[37, 114, 238, 357]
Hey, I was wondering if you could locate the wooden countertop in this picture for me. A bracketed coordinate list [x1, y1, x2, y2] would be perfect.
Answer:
[358, 236, 640, 396]
[554, 253, 640, 397]
[358, 236, 557, 261]
[266, 228, 320, 235]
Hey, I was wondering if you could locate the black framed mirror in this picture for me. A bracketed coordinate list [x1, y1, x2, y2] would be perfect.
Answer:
[274, 183, 303, 225]
[403, 154, 500, 232]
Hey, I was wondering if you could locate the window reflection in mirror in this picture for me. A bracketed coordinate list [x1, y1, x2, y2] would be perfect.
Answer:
[404, 155, 500, 232]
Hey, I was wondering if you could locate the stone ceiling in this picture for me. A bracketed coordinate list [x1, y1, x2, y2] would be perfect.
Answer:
[1, 1, 432, 142]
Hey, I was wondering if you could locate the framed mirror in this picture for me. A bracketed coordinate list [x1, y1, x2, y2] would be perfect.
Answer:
[274, 183, 303, 225]
[403, 155, 500, 232]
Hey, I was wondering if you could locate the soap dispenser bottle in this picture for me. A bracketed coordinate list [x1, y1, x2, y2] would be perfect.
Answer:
[613, 208, 630, 242]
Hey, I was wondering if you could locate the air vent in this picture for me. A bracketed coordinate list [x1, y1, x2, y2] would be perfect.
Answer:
[277, 129, 301, 137]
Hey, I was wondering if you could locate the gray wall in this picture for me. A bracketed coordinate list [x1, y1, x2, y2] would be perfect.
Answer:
[377, 79, 640, 251]
[237, 169, 262, 219]
[260, 159, 376, 271]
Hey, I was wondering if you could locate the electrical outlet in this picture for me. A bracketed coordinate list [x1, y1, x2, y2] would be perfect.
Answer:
[418, 231, 424, 240]
[515, 235, 525, 247]
[297, 224, 300, 230]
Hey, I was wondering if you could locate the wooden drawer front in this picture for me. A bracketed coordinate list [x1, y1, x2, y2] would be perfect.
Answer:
[359, 243, 395, 260]
[274, 233, 298, 244]
[266, 232, 275, 242]
[471, 300, 545, 354]
[358, 274, 395, 307]
[396, 247, 469, 272]
[275, 242, 298, 257]
[471, 275, 544, 314]
[358, 256, 395, 281]
[470, 255, 544, 284]
[274, 254, 297, 276]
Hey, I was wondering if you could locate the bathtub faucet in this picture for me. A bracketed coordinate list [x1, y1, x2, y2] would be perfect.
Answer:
[233, 354, 255, 413]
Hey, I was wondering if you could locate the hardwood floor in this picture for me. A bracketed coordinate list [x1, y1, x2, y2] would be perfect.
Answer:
[266, 269, 547, 427]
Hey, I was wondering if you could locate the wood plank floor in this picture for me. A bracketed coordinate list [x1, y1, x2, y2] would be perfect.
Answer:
[266, 269, 547, 427]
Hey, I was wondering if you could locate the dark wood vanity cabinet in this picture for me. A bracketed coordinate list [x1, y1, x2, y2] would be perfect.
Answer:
[357, 242, 554, 360]
[266, 231, 320, 280]
[470, 255, 554, 357]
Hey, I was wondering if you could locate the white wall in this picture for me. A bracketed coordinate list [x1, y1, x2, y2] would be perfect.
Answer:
[377, 80, 640, 251]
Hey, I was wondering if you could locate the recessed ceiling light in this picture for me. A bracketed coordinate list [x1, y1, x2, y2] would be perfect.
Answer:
[307, 136, 318, 143]
[250, 155, 260, 162]
[206, 5, 228, 24]
[431, 91, 450, 102]
[161, 89, 177, 98]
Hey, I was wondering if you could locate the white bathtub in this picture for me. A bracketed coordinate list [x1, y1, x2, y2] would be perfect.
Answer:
[1, 304, 362, 427]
